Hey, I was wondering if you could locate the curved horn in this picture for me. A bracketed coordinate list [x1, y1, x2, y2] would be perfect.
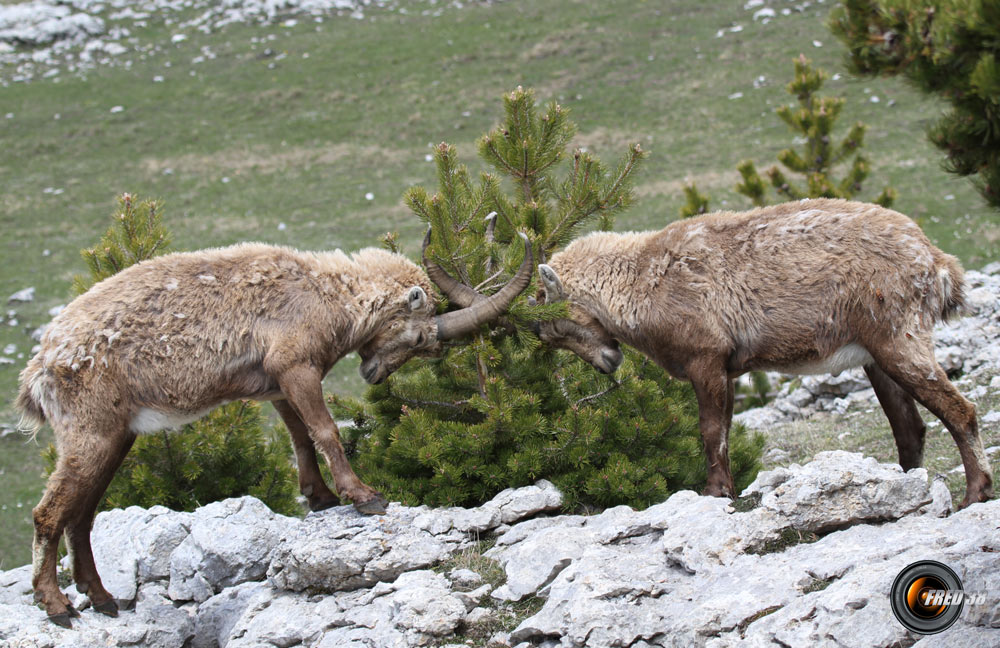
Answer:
[422, 228, 481, 308]
[435, 232, 534, 340]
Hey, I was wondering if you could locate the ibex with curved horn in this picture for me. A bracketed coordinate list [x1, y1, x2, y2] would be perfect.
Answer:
[533, 199, 993, 509]
[17, 231, 532, 627]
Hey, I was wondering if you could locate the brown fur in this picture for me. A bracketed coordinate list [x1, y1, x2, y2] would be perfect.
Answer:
[537, 199, 992, 507]
[17, 242, 446, 625]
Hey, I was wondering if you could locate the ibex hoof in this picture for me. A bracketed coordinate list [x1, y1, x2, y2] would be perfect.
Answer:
[308, 494, 341, 512]
[93, 598, 119, 617]
[354, 494, 388, 516]
[48, 611, 75, 628]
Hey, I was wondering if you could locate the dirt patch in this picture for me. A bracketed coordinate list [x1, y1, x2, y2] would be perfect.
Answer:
[141, 142, 413, 178]
[521, 25, 598, 61]
[570, 127, 639, 157]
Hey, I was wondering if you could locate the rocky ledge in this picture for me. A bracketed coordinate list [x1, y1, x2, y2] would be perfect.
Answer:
[1, 451, 997, 647]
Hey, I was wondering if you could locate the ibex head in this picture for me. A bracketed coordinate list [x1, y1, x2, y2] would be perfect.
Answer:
[532, 263, 623, 375]
[358, 229, 534, 384]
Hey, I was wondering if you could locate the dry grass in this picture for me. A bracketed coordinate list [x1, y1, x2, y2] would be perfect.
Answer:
[141, 142, 413, 179]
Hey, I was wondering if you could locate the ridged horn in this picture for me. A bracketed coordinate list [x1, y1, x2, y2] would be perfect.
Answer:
[422, 228, 481, 308]
[435, 232, 534, 340]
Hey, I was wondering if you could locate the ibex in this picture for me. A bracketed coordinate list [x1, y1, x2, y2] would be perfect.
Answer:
[533, 198, 993, 508]
[16, 233, 532, 627]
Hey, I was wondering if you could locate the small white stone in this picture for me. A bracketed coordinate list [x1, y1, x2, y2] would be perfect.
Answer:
[7, 287, 35, 303]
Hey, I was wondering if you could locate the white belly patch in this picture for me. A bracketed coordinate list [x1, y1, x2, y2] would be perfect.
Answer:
[129, 406, 215, 434]
[784, 343, 873, 376]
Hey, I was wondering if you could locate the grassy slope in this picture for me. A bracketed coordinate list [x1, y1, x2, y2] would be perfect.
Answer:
[1, 0, 997, 567]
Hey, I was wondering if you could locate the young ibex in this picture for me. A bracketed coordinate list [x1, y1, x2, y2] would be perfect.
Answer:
[534, 198, 993, 508]
[17, 233, 532, 627]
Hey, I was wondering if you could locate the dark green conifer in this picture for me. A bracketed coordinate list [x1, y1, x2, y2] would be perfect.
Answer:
[830, 0, 1000, 209]
[335, 88, 764, 510]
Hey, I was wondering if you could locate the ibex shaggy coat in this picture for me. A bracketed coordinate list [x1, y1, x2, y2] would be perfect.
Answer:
[17, 237, 532, 627]
[535, 199, 993, 509]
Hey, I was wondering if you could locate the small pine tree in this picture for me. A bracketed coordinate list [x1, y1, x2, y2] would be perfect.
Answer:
[678, 183, 711, 218]
[737, 55, 897, 208]
[830, 0, 1000, 210]
[71, 193, 171, 295]
[45, 193, 300, 516]
[334, 87, 764, 510]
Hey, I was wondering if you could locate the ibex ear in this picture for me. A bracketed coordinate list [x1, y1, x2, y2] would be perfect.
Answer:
[538, 264, 565, 301]
[407, 286, 428, 312]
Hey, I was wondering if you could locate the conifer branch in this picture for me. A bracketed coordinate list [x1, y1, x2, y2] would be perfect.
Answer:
[574, 379, 622, 407]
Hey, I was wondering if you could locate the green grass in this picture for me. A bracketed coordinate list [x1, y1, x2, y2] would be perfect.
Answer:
[1, 0, 998, 568]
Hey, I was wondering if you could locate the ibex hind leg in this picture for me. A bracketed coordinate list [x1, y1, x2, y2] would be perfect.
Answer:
[688, 361, 736, 499]
[64, 429, 136, 617]
[33, 427, 133, 627]
[864, 363, 927, 470]
[868, 337, 993, 508]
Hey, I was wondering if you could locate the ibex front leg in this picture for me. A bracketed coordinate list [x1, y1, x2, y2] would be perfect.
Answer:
[273, 399, 340, 512]
[275, 364, 387, 514]
[688, 358, 736, 498]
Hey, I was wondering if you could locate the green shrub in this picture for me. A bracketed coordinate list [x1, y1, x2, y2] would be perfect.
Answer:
[332, 87, 765, 511]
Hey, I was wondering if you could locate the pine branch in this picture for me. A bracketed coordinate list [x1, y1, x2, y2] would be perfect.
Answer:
[574, 378, 622, 407]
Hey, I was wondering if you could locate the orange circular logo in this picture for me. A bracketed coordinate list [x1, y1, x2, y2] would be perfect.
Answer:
[891, 561, 964, 634]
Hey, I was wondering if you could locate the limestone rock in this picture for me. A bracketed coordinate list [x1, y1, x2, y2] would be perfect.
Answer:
[169, 497, 291, 603]
[741, 451, 932, 532]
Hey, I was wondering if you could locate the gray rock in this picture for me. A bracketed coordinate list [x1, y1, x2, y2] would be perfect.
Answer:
[169, 497, 290, 602]
[656, 491, 785, 573]
[224, 587, 332, 648]
[3, 453, 998, 648]
[741, 451, 931, 532]
[132, 581, 197, 647]
[0, 565, 32, 605]
[733, 405, 787, 430]
[509, 495, 1000, 647]
[920, 474, 953, 518]
[309, 570, 467, 647]
[267, 503, 460, 594]
[449, 568, 483, 589]
[491, 479, 563, 523]
[87, 504, 193, 604]
[192, 581, 268, 648]
[269, 482, 558, 595]
[487, 524, 591, 602]
[6, 286, 34, 302]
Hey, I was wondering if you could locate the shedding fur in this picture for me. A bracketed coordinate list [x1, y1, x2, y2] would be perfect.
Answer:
[16, 238, 532, 628]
